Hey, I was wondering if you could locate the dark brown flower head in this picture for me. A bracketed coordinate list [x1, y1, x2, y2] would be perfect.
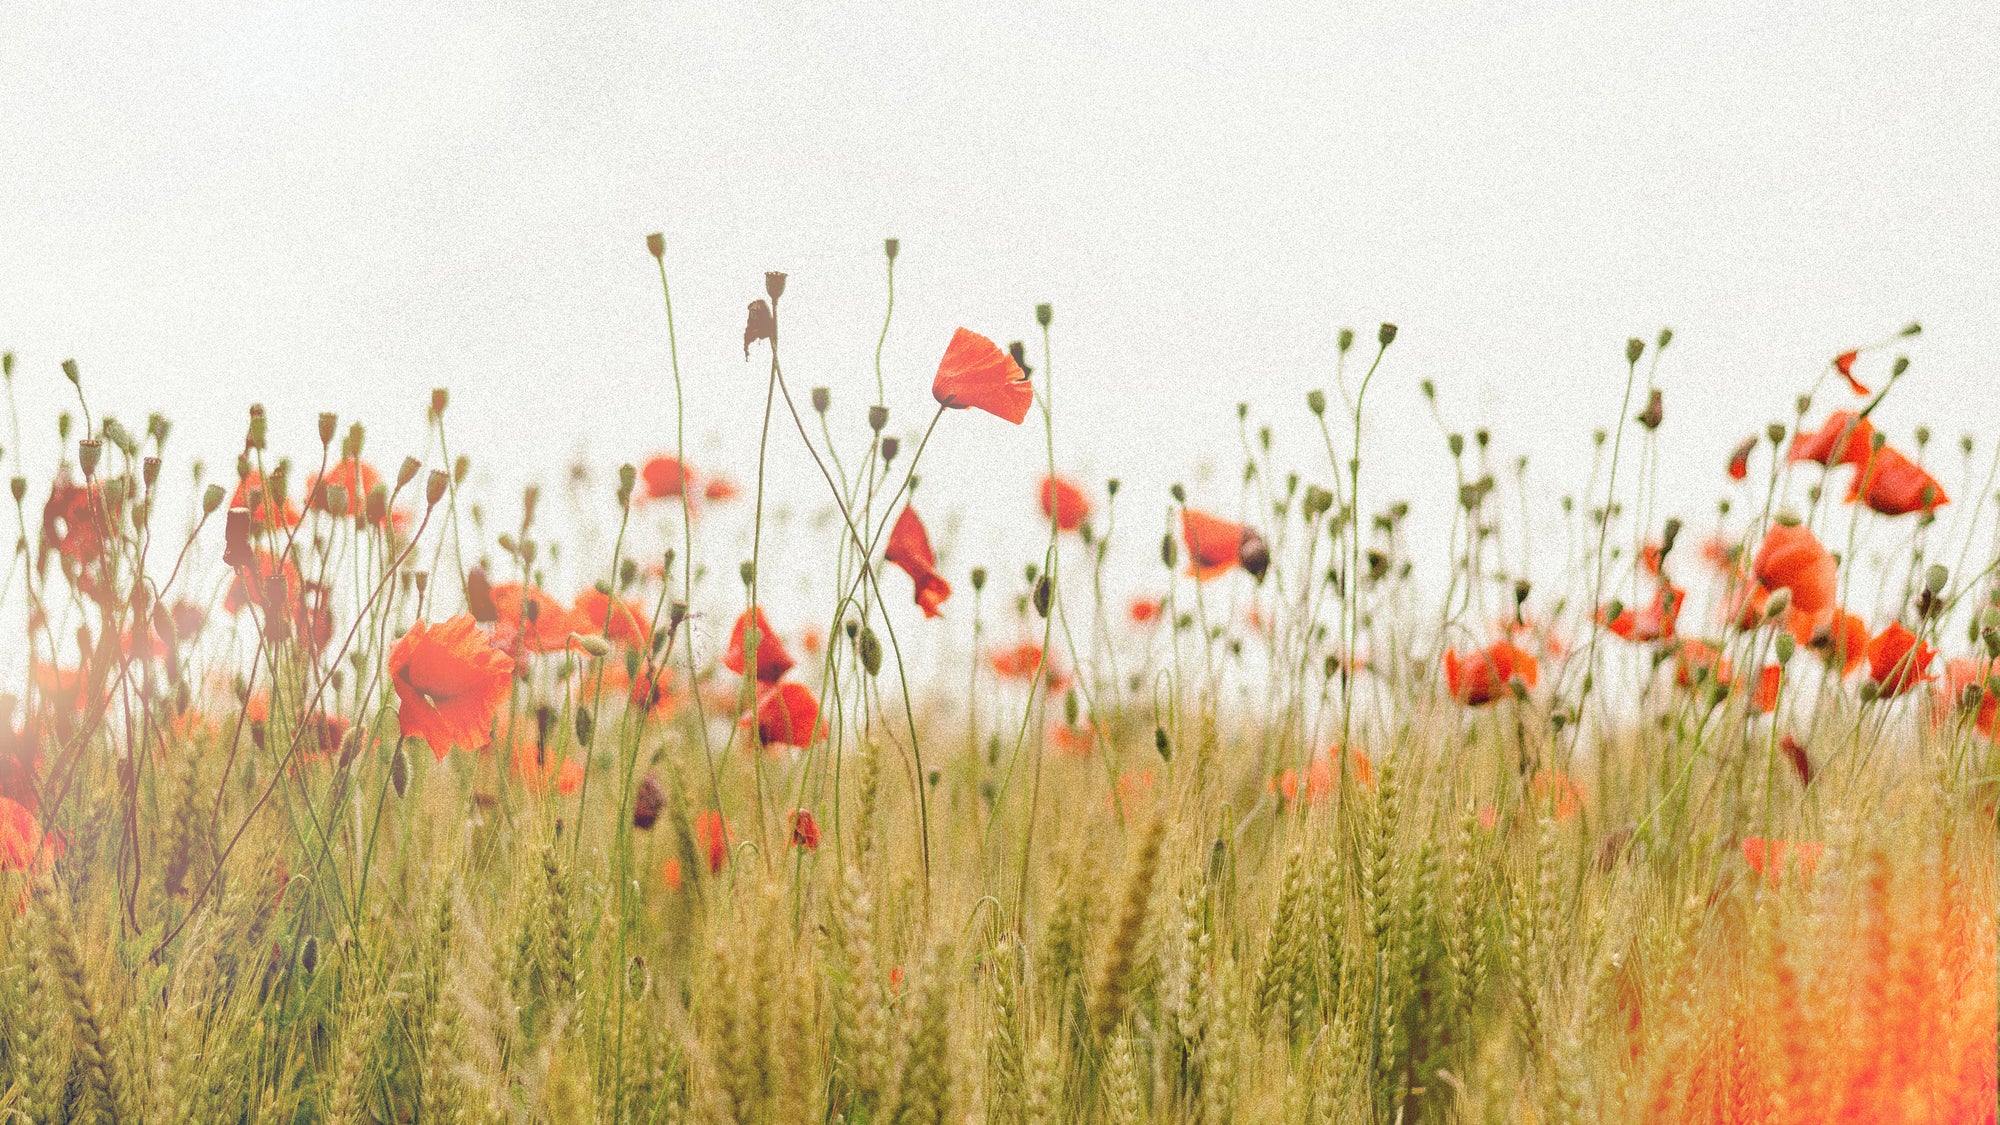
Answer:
[744, 300, 775, 359]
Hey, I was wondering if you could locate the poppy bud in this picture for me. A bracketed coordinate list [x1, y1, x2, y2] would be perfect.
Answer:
[1106, 478, 1120, 497]
[1763, 588, 1791, 621]
[812, 386, 830, 414]
[1891, 355, 1909, 378]
[646, 232, 665, 259]
[1515, 578, 1533, 606]
[1161, 532, 1178, 569]
[970, 566, 987, 592]
[1170, 483, 1186, 505]
[881, 437, 900, 463]
[1914, 425, 1931, 448]
[866, 404, 891, 433]
[366, 484, 389, 527]
[1063, 688, 1079, 727]
[1336, 327, 1355, 354]
[426, 470, 448, 508]
[739, 561, 756, 588]
[62, 358, 80, 385]
[790, 809, 821, 850]
[571, 633, 611, 658]
[1238, 528, 1271, 581]
[1447, 433, 1464, 458]
[765, 272, 787, 302]
[1775, 632, 1796, 663]
[393, 457, 419, 491]
[1985, 629, 2000, 659]
[1036, 303, 1052, 328]
[1306, 389, 1326, 416]
[858, 626, 882, 675]
[223, 508, 253, 567]
[574, 707, 594, 748]
[744, 299, 776, 358]
[1661, 517, 1682, 555]
[1033, 575, 1052, 618]
[325, 484, 348, 518]
[1925, 564, 1948, 595]
[1657, 327, 1674, 349]
[1636, 389, 1663, 430]
[0, 352, 9, 377]
[1155, 725, 1172, 762]
[390, 744, 410, 797]
[617, 463, 636, 506]
[1858, 679, 1880, 703]
[198, 483, 223, 514]
[1378, 323, 1398, 347]
[883, 237, 899, 261]
[9, 477, 23, 503]
[632, 771, 665, 829]
[1625, 338, 1644, 365]
[142, 455, 161, 488]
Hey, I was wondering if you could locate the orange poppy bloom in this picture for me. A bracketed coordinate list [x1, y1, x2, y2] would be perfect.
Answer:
[1832, 349, 1867, 395]
[639, 455, 696, 502]
[1038, 475, 1089, 532]
[306, 458, 386, 522]
[0, 796, 57, 874]
[1752, 523, 1837, 619]
[933, 327, 1032, 423]
[744, 681, 820, 748]
[1741, 836, 1823, 884]
[573, 588, 648, 647]
[1808, 609, 1869, 675]
[1180, 509, 1246, 581]
[1750, 664, 1783, 714]
[1442, 641, 1538, 706]
[724, 607, 795, 683]
[230, 470, 300, 531]
[1530, 769, 1584, 821]
[883, 506, 951, 618]
[1866, 622, 1936, 697]
[1789, 411, 1875, 468]
[625, 664, 680, 717]
[1271, 748, 1375, 807]
[488, 583, 578, 655]
[1935, 657, 1998, 739]
[702, 475, 740, 503]
[41, 475, 106, 564]
[661, 857, 684, 892]
[511, 741, 584, 796]
[989, 642, 1070, 692]
[1847, 444, 1947, 516]
[693, 809, 731, 873]
[389, 615, 516, 758]
[1600, 581, 1683, 643]
[1127, 596, 1163, 625]
[789, 808, 821, 851]
[1674, 640, 1733, 690]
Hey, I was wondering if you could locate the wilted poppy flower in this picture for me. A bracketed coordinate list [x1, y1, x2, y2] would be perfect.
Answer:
[745, 681, 819, 748]
[1832, 349, 1867, 395]
[1778, 733, 1813, 786]
[1866, 622, 1936, 697]
[640, 456, 696, 502]
[884, 506, 951, 618]
[1789, 411, 1875, 468]
[230, 470, 300, 531]
[933, 327, 1032, 423]
[989, 642, 1070, 692]
[1180, 509, 1247, 581]
[1039, 475, 1089, 532]
[1530, 769, 1584, 821]
[574, 588, 648, 647]
[1847, 444, 1947, 516]
[488, 584, 578, 656]
[41, 475, 105, 565]
[389, 615, 516, 758]
[511, 741, 584, 796]
[789, 808, 821, 851]
[1742, 836, 1823, 884]
[693, 809, 731, 873]
[1752, 523, 1837, 619]
[1726, 435, 1757, 481]
[1127, 596, 1163, 625]
[1442, 641, 1538, 706]
[633, 772, 665, 829]
[724, 607, 795, 683]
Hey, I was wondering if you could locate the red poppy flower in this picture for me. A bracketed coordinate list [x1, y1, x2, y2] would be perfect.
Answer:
[1742, 836, 1822, 884]
[1726, 435, 1757, 481]
[1674, 640, 1732, 690]
[1127, 596, 1163, 625]
[702, 475, 740, 503]
[1270, 748, 1374, 807]
[1752, 523, 1837, 619]
[626, 664, 680, 717]
[389, 615, 516, 758]
[1530, 769, 1584, 821]
[1935, 657, 1998, 739]
[1847, 444, 1947, 516]
[226, 550, 332, 650]
[511, 741, 584, 796]
[988, 642, 1071, 692]
[574, 588, 648, 648]
[1038, 475, 1089, 532]
[1600, 582, 1683, 643]
[1866, 622, 1935, 697]
[1789, 411, 1875, 468]
[488, 584, 579, 656]
[1442, 641, 1538, 706]
[745, 681, 820, 748]
[0, 796, 58, 874]
[693, 809, 731, 873]
[640, 456, 696, 502]
[1750, 664, 1782, 714]
[661, 857, 684, 891]
[1779, 733, 1813, 786]
[306, 458, 385, 522]
[724, 607, 795, 683]
[884, 506, 951, 618]
[0, 721, 41, 815]
[1180, 509, 1246, 581]
[230, 470, 300, 531]
[933, 327, 1032, 424]
[789, 808, 821, 851]
[41, 476, 105, 564]
[1809, 609, 1869, 676]
[1832, 349, 1867, 396]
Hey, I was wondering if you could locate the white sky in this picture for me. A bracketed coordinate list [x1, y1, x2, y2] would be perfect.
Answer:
[4, 1, 1998, 640]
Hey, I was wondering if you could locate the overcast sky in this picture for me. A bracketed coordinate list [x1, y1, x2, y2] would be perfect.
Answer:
[4, 1, 1998, 640]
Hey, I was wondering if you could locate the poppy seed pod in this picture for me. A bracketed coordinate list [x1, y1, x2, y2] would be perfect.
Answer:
[970, 566, 987, 592]
[739, 561, 756, 587]
[880, 436, 900, 463]
[1625, 338, 1644, 365]
[1767, 422, 1787, 446]
[1036, 303, 1052, 328]
[744, 299, 775, 358]
[142, 456, 161, 488]
[1338, 327, 1355, 353]
[223, 508, 253, 567]
[811, 386, 830, 414]
[646, 232, 665, 259]
[366, 484, 389, 526]
[884, 238, 899, 261]
[430, 388, 449, 417]
[1892, 355, 1909, 378]
[202, 483, 224, 513]
[78, 439, 102, 478]
[10, 477, 24, 503]
[633, 771, 664, 829]
[318, 412, 337, 446]
[426, 470, 449, 508]
[62, 358, 80, 385]
[1306, 389, 1326, 416]
[765, 272, 787, 302]
[1378, 323, 1398, 347]
[324, 483, 348, 518]
[1657, 327, 1674, 349]
[868, 405, 889, 433]
[396, 457, 421, 490]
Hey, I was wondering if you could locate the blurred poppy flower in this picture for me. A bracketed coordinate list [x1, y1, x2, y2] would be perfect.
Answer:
[1180, 509, 1246, 581]
[1530, 769, 1584, 821]
[1790, 411, 1875, 468]
[574, 588, 648, 648]
[1779, 733, 1813, 786]
[1935, 657, 1998, 739]
[1848, 444, 1947, 516]
[627, 665, 680, 717]
[307, 458, 387, 523]
[1674, 640, 1732, 691]
[489, 584, 578, 656]
[0, 719, 40, 814]
[1752, 523, 1837, 619]
[1038, 475, 1089, 532]
[694, 809, 730, 873]
[702, 475, 740, 503]
[1808, 609, 1869, 676]
[789, 808, 821, 851]
[1750, 664, 1783, 714]
[989, 642, 1070, 692]
[640, 456, 696, 502]
[1127, 596, 1163, 625]
[1600, 582, 1683, 643]
[41, 475, 105, 564]
[1866, 622, 1936, 697]
[745, 681, 820, 748]
[389, 615, 516, 758]
[0, 796, 58, 874]
[512, 741, 584, 796]
[1832, 349, 1867, 396]
[230, 470, 300, 531]
[724, 607, 795, 684]
[1726, 435, 1757, 481]
[933, 327, 1032, 423]
[1271, 747, 1374, 807]
[884, 506, 951, 618]
[1443, 641, 1537, 706]
[1742, 836, 1823, 884]
[661, 857, 684, 892]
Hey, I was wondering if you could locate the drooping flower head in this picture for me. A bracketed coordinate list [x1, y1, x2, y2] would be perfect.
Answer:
[1443, 641, 1538, 706]
[933, 327, 1032, 423]
[789, 808, 821, 851]
[1180, 509, 1246, 581]
[1789, 411, 1875, 468]
[389, 615, 515, 758]
[1039, 475, 1090, 532]
[746, 681, 820, 749]
[884, 506, 951, 618]
[1848, 444, 1947, 516]
[724, 607, 795, 684]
